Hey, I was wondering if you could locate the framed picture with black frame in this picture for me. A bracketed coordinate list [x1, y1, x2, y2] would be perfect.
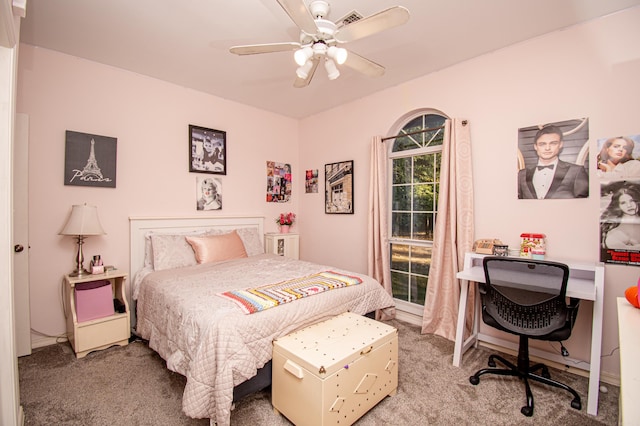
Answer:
[325, 160, 354, 214]
[189, 124, 226, 175]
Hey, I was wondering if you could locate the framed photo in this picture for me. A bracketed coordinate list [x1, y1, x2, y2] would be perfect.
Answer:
[64, 130, 117, 188]
[196, 176, 222, 211]
[325, 160, 354, 214]
[189, 124, 226, 175]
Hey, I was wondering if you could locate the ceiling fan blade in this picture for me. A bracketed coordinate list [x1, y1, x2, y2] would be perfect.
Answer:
[294, 57, 320, 88]
[335, 6, 410, 43]
[277, 0, 318, 36]
[229, 42, 300, 55]
[343, 51, 385, 77]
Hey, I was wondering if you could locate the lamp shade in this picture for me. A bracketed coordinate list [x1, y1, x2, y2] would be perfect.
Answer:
[296, 60, 314, 79]
[327, 46, 347, 65]
[324, 58, 340, 80]
[59, 204, 105, 236]
[294, 46, 313, 66]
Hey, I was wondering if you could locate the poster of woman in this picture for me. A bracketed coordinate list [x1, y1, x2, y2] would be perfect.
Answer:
[600, 179, 640, 266]
[596, 134, 640, 180]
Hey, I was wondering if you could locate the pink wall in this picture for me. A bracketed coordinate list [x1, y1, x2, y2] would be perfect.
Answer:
[17, 45, 300, 344]
[298, 7, 640, 381]
[16, 7, 640, 381]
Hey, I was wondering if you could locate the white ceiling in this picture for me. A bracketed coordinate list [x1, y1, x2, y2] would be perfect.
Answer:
[18, 0, 640, 119]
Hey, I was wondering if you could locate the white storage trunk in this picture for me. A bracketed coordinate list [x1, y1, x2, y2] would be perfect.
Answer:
[272, 312, 398, 426]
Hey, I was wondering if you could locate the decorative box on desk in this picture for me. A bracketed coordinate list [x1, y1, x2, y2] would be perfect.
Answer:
[265, 232, 299, 259]
[272, 312, 398, 426]
[64, 270, 130, 358]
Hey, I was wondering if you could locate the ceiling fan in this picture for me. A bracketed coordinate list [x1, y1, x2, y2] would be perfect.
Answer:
[229, 0, 410, 88]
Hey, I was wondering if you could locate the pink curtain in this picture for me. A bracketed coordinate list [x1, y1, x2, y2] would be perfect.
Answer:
[421, 119, 475, 341]
[367, 136, 396, 321]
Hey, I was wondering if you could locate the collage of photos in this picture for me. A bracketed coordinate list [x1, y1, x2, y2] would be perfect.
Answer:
[598, 134, 640, 266]
[266, 161, 292, 203]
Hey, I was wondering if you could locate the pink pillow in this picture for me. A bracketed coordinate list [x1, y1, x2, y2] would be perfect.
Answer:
[185, 231, 248, 264]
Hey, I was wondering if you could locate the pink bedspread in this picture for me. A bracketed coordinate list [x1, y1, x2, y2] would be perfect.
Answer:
[135, 254, 395, 426]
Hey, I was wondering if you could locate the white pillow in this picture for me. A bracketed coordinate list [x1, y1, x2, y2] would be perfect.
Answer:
[150, 234, 198, 271]
[235, 227, 264, 256]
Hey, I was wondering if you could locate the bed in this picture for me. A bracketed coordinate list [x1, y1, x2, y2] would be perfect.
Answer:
[129, 216, 396, 426]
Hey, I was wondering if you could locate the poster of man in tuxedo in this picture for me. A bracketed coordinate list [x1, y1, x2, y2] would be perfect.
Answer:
[517, 118, 589, 200]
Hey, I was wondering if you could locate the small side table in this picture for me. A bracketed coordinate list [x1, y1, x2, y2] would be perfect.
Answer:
[265, 233, 299, 260]
[64, 270, 130, 358]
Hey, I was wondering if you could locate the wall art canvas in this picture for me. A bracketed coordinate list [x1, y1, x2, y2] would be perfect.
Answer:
[305, 169, 318, 193]
[64, 130, 117, 188]
[516, 117, 589, 200]
[196, 176, 222, 210]
[189, 125, 226, 175]
[266, 161, 291, 202]
[325, 160, 353, 214]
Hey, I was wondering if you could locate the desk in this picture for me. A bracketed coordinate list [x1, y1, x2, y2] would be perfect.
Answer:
[454, 252, 604, 416]
[617, 297, 640, 425]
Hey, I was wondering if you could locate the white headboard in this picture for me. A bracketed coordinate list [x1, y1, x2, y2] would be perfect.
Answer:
[129, 215, 264, 281]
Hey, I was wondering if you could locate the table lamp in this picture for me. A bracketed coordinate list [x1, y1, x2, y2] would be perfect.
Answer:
[59, 204, 105, 277]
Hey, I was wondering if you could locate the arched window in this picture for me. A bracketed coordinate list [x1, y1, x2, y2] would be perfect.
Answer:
[388, 111, 447, 315]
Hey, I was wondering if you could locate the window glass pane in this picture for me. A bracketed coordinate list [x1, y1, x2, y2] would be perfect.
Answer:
[392, 186, 411, 211]
[413, 183, 434, 211]
[424, 114, 447, 130]
[393, 135, 422, 152]
[424, 128, 444, 148]
[392, 157, 412, 184]
[410, 275, 427, 305]
[410, 245, 431, 276]
[412, 213, 434, 241]
[404, 116, 424, 131]
[391, 271, 409, 301]
[390, 244, 409, 272]
[391, 212, 411, 238]
[413, 154, 434, 183]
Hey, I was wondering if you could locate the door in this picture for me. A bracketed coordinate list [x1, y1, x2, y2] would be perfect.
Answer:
[13, 113, 30, 356]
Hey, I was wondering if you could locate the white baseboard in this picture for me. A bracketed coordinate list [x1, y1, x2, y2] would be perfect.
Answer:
[394, 310, 422, 326]
[31, 335, 67, 349]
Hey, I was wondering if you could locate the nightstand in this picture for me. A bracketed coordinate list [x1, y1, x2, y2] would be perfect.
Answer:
[265, 233, 299, 260]
[64, 270, 130, 358]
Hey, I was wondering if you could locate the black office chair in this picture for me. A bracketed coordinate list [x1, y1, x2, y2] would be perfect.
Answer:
[468, 256, 582, 417]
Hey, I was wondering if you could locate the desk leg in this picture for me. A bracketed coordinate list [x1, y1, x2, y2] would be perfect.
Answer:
[587, 280, 604, 416]
[453, 279, 470, 367]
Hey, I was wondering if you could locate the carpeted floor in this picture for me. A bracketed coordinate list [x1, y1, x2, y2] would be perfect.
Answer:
[18, 319, 618, 425]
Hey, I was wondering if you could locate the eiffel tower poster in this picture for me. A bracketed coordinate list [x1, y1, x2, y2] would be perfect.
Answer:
[64, 130, 117, 188]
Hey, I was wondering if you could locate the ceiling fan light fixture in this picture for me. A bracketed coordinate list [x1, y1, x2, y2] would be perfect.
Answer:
[327, 46, 348, 65]
[296, 59, 314, 79]
[312, 42, 328, 57]
[294, 46, 313, 66]
[324, 58, 340, 80]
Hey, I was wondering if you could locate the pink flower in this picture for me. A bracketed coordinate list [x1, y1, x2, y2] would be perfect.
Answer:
[276, 212, 296, 226]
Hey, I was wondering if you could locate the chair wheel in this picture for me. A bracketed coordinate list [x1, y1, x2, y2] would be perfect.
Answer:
[541, 367, 551, 379]
[469, 375, 479, 385]
[571, 399, 582, 410]
[521, 406, 533, 417]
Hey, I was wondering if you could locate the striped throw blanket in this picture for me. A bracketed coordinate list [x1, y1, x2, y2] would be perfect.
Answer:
[218, 271, 362, 314]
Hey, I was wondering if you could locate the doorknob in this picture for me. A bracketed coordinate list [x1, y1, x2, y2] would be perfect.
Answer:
[14, 244, 24, 253]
